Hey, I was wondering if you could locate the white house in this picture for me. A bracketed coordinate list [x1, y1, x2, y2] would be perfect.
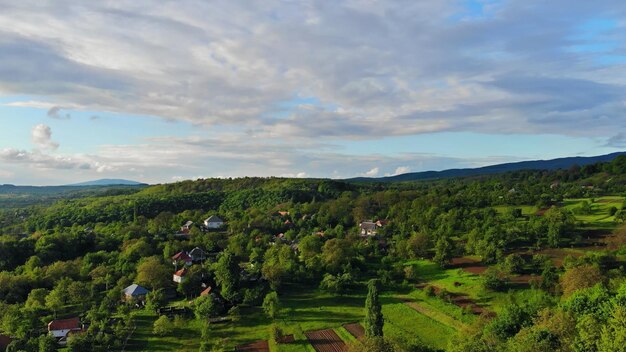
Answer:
[359, 221, 378, 236]
[203, 215, 224, 229]
[48, 317, 82, 344]
[173, 268, 188, 284]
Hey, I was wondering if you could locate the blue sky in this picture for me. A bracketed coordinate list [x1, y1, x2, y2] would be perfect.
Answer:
[0, 0, 625, 185]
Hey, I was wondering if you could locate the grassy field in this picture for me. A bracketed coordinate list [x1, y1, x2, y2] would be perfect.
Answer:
[382, 296, 455, 350]
[563, 196, 623, 224]
[122, 281, 461, 351]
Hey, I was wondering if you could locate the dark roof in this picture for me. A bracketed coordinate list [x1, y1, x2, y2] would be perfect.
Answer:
[48, 317, 80, 331]
[205, 215, 223, 223]
[359, 221, 377, 230]
[123, 284, 150, 296]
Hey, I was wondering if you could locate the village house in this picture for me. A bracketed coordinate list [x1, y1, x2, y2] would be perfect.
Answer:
[171, 251, 193, 267]
[203, 215, 224, 229]
[180, 220, 194, 234]
[173, 268, 188, 284]
[359, 220, 378, 236]
[189, 247, 206, 263]
[123, 284, 150, 302]
[48, 317, 83, 344]
[200, 286, 212, 296]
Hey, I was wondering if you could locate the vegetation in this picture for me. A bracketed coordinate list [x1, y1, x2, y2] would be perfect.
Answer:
[0, 157, 626, 350]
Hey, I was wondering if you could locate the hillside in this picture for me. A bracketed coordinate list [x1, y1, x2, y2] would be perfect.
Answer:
[348, 151, 626, 182]
[68, 179, 146, 186]
[0, 157, 625, 351]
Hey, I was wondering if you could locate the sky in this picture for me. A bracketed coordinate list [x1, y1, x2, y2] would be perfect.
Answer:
[1, 0, 626, 185]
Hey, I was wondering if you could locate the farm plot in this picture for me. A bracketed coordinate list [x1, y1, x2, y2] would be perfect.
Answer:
[342, 323, 365, 340]
[304, 329, 347, 352]
[450, 257, 487, 275]
[235, 340, 269, 352]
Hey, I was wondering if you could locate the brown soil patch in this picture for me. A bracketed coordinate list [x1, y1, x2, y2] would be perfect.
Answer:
[450, 257, 487, 274]
[342, 323, 365, 339]
[535, 208, 550, 216]
[277, 334, 295, 344]
[451, 294, 485, 315]
[305, 329, 347, 352]
[532, 248, 584, 267]
[509, 274, 533, 288]
[236, 340, 269, 352]
[417, 285, 487, 315]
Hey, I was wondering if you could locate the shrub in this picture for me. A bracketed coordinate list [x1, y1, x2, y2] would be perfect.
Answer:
[153, 315, 174, 336]
[270, 324, 284, 342]
[503, 254, 525, 274]
[481, 267, 509, 291]
[423, 285, 436, 297]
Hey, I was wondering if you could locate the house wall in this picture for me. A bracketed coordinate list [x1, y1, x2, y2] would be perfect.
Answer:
[205, 221, 223, 229]
[50, 329, 72, 338]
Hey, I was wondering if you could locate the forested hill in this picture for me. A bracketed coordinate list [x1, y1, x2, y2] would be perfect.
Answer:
[348, 151, 626, 182]
[1, 155, 626, 350]
[2, 156, 626, 234]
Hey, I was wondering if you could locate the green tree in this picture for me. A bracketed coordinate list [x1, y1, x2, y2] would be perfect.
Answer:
[38, 334, 58, 352]
[364, 279, 383, 338]
[136, 256, 171, 290]
[45, 287, 65, 318]
[25, 288, 48, 310]
[433, 235, 454, 267]
[213, 251, 240, 302]
[153, 315, 174, 336]
[194, 294, 221, 320]
[262, 291, 280, 320]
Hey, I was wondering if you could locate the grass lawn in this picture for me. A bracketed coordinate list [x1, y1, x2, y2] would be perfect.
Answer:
[382, 296, 455, 350]
[124, 282, 462, 351]
[563, 196, 624, 224]
[493, 205, 539, 216]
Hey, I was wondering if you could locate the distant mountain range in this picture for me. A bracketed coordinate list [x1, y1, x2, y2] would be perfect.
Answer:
[347, 151, 626, 183]
[67, 179, 146, 186]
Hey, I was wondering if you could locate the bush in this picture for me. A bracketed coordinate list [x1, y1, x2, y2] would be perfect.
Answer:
[270, 324, 284, 342]
[423, 285, 436, 297]
[153, 315, 174, 336]
[481, 267, 509, 291]
[242, 286, 265, 306]
[560, 265, 603, 297]
[503, 254, 525, 274]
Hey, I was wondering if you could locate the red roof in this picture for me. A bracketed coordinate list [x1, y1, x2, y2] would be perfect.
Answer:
[174, 268, 188, 277]
[48, 317, 80, 331]
[172, 251, 192, 261]
[200, 286, 212, 296]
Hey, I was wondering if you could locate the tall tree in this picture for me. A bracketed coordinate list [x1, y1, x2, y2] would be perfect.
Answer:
[364, 279, 384, 337]
[213, 250, 240, 302]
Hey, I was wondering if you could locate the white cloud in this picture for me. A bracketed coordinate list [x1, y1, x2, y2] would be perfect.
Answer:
[363, 167, 379, 177]
[385, 166, 411, 177]
[31, 124, 59, 150]
[0, 0, 624, 141]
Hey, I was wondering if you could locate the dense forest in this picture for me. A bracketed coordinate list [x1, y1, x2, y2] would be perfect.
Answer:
[1, 156, 626, 351]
